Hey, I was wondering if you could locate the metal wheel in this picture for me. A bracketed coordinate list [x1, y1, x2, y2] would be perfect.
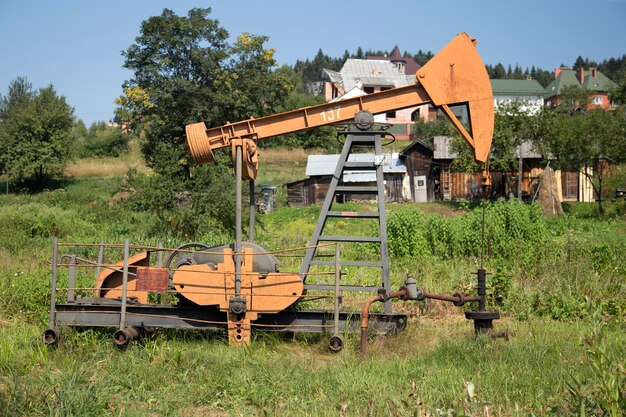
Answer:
[165, 243, 211, 283]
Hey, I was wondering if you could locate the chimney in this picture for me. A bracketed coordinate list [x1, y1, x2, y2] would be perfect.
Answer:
[554, 67, 562, 78]
[577, 67, 585, 84]
[590, 67, 597, 78]
[526, 75, 532, 80]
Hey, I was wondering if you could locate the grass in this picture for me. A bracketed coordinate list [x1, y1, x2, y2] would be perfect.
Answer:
[64, 151, 149, 178]
[0, 150, 625, 416]
[1, 318, 622, 416]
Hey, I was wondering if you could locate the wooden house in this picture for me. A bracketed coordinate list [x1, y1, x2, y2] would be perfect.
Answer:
[285, 153, 407, 206]
[398, 139, 435, 202]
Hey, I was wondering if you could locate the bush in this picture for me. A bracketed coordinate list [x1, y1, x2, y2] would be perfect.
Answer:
[0, 203, 93, 253]
[386, 199, 548, 261]
[76, 122, 130, 158]
[386, 209, 429, 258]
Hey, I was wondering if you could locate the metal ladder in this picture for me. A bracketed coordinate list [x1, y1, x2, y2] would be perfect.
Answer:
[299, 113, 392, 313]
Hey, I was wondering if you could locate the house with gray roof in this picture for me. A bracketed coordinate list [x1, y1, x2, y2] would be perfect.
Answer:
[319, 57, 429, 139]
[367, 46, 421, 76]
[285, 153, 409, 206]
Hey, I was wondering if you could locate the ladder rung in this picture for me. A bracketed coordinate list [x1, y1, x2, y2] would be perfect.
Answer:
[327, 211, 379, 218]
[304, 284, 382, 292]
[310, 261, 383, 267]
[335, 186, 378, 193]
[317, 236, 381, 243]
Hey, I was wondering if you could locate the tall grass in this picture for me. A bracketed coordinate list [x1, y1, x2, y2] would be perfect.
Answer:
[0, 155, 625, 415]
[0, 319, 623, 416]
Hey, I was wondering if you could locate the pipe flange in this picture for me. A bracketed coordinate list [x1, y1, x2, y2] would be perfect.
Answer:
[452, 292, 466, 307]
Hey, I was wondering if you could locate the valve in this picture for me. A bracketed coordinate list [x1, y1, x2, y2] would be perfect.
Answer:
[401, 273, 424, 301]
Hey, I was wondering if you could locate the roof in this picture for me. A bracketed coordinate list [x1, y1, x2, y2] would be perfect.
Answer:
[516, 141, 542, 159]
[329, 86, 365, 103]
[322, 68, 342, 84]
[545, 68, 617, 99]
[367, 46, 421, 75]
[328, 59, 411, 91]
[399, 138, 433, 157]
[490, 79, 545, 97]
[305, 153, 406, 182]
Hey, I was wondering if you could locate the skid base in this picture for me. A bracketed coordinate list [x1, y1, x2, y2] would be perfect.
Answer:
[52, 298, 407, 336]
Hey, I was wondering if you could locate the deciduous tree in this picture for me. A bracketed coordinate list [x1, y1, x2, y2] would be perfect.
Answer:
[116, 8, 296, 238]
[545, 108, 626, 214]
[0, 77, 74, 188]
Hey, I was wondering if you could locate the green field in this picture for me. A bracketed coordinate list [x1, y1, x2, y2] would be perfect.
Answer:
[0, 153, 625, 416]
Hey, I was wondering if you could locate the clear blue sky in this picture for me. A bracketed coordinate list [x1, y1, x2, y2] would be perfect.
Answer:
[1, 0, 625, 126]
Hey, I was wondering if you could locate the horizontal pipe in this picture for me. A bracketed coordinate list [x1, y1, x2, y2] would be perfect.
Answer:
[422, 291, 481, 306]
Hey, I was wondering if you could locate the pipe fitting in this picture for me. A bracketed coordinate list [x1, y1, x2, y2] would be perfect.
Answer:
[360, 290, 406, 354]
[43, 328, 59, 345]
[113, 326, 143, 348]
[329, 335, 343, 352]
[452, 292, 466, 307]
[402, 274, 420, 300]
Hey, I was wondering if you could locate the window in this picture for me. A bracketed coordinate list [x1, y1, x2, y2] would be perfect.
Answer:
[592, 96, 603, 106]
[363, 86, 374, 94]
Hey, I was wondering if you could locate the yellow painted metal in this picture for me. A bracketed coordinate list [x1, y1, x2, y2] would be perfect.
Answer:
[94, 252, 150, 304]
[171, 247, 304, 344]
[415, 34, 494, 163]
[185, 32, 494, 174]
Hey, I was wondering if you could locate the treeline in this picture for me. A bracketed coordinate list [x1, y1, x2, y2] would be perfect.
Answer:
[293, 47, 626, 87]
[294, 48, 434, 84]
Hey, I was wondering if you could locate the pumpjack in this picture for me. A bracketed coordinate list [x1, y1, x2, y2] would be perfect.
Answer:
[45, 33, 501, 350]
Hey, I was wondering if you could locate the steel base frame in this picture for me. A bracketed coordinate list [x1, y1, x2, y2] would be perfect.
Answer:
[52, 298, 407, 336]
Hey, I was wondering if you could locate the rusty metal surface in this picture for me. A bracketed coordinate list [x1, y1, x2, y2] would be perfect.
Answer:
[171, 246, 303, 345]
[135, 267, 169, 292]
[416, 33, 493, 163]
[360, 290, 407, 354]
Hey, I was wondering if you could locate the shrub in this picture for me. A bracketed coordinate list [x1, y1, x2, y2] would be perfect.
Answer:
[76, 122, 130, 158]
[0, 203, 93, 253]
[386, 209, 429, 258]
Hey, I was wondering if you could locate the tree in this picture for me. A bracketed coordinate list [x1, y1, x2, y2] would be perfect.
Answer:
[450, 102, 558, 200]
[573, 56, 586, 70]
[412, 116, 454, 146]
[608, 70, 626, 105]
[76, 121, 131, 158]
[0, 78, 74, 188]
[545, 108, 626, 214]
[452, 102, 534, 170]
[116, 8, 296, 238]
[557, 85, 593, 113]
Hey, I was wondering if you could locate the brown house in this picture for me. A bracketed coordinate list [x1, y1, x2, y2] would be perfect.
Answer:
[544, 67, 617, 110]
[398, 139, 435, 202]
[285, 153, 407, 206]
